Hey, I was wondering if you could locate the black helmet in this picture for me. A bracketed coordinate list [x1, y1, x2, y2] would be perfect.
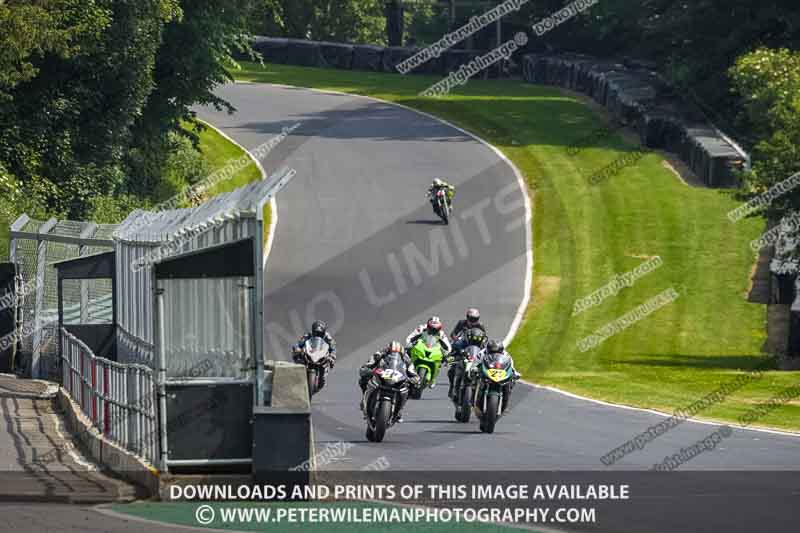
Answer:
[311, 320, 327, 337]
[467, 327, 486, 346]
[466, 307, 480, 323]
[487, 340, 504, 354]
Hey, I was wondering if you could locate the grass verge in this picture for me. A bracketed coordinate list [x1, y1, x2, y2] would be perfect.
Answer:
[194, 122, 271, 244]
[230, 62, 800, 431]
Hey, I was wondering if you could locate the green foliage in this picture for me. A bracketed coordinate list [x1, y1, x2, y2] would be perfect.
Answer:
[0, 0, 254, 223]
[0, 163, 59, 260]
[86, 194, 149, 225]
[0, 0, 181, 217]
[0, 0, 111, 100]
[154, 132, 212, 201]
[730, 48, 800, 218]
[252, 0, 385, 44]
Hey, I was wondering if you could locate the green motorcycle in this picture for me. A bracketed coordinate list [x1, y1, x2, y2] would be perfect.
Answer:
[408, 332, 445, 399]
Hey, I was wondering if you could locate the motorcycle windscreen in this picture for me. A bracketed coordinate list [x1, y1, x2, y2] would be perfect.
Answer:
[483, 351, 511, 368]
[378, 353, 407, 384]
[304, 337, 330, 363]
[421, 332, 438, 349]
[463, 345, 482, 360]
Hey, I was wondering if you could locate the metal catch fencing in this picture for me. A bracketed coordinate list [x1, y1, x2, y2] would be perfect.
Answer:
[9, 215, 117, 378]
[61, 327, 158, 464]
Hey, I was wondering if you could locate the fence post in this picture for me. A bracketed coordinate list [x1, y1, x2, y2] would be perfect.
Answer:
[155, 283, 169, 472]
[32, 218, 57, 378]
[103, 365, 109, 436]
[91, 358, 97, 424]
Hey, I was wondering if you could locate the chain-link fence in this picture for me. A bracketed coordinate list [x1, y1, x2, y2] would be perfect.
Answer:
[9, 215, 116, 378]
[8, 168, 294, 470]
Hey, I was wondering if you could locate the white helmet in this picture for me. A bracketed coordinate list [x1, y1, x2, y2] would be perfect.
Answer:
[433, 178, 444, 187]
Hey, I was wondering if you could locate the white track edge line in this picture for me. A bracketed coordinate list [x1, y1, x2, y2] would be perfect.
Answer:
[237, 81, 534, 348]
[195, 119, 275, 270]
[234, 82, 800, 441]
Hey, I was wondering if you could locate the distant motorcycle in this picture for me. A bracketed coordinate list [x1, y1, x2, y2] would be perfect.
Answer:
[408, 332, 445, 400]
[363, 353, 412, 442]
[451, 345, 481, 423]
[298, 337, 332, 398]
[472, 349, 514, 434]
[431, 189, 451, 224]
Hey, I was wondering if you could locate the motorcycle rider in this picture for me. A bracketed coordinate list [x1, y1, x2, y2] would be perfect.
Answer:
[359, 341, 420, 423]
[476, 340, 521, 413]
[405, 316, 452, 388]
[447, 326, 487, 399]
[292, 320, 337, 388]
[428, 178, 455, 215]
[450, 307, 487, 341]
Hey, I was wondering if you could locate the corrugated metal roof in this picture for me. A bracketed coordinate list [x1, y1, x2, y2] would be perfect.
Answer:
[113, 168, 295, 244]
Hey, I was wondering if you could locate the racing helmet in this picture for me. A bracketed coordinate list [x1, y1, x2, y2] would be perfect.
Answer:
[426, 316, 443, 333]
[388, 341, 403, 353]
[311, 320, 327, 337]
[466, 327, 486, 346]
[466, 307, 480, 324]
[486, 340, 504, 354]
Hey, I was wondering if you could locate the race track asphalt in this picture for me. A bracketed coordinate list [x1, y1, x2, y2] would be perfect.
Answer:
[196, 82, 800, 473]
[5, 80, 797, 533]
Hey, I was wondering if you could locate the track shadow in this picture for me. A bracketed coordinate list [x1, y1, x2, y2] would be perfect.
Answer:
[405, 419, 459, 424]
[405, 219, 444, 225]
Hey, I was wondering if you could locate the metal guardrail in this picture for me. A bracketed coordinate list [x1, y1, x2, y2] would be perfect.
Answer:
[60, 327, 158, 465]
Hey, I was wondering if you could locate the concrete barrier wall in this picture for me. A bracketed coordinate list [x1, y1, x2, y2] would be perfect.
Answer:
[56, 388, 160, 497]
[522, 53, 748, 188]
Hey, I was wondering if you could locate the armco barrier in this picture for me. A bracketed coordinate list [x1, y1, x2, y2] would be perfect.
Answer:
[522, 53, 748, 188]
[245, 36, 493, 78]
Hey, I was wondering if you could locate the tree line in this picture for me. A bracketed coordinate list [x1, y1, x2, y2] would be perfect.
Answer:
[0, 0, 255, 232]
[1, 1, 798, 242]
[253, 0, 800, 224]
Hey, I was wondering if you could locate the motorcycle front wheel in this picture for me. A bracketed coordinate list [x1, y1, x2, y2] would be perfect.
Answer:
[439, 200, 449, 224]
[307, 369, 317, 398]
[483, 393, 500, 434]
[414, 367, 428, 400]
[373, 400, 392, 442]
[459, 385, 473, 423]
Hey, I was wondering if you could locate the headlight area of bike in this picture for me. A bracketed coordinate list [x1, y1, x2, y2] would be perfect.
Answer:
[373, 367, 405, 384]
[481, 360, 510, 382]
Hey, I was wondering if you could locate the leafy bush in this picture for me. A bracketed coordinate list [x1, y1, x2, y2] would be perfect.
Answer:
[86, 194, 149, 225]
[730, 48, 800, 219]
[151, 132, 211, 203]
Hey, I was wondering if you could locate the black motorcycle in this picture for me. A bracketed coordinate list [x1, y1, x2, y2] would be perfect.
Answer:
[472, 350, 514, 434]
[363, 353, 412, 442]
[431, 188, 451, 224]
[451, 344, 481, 423]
